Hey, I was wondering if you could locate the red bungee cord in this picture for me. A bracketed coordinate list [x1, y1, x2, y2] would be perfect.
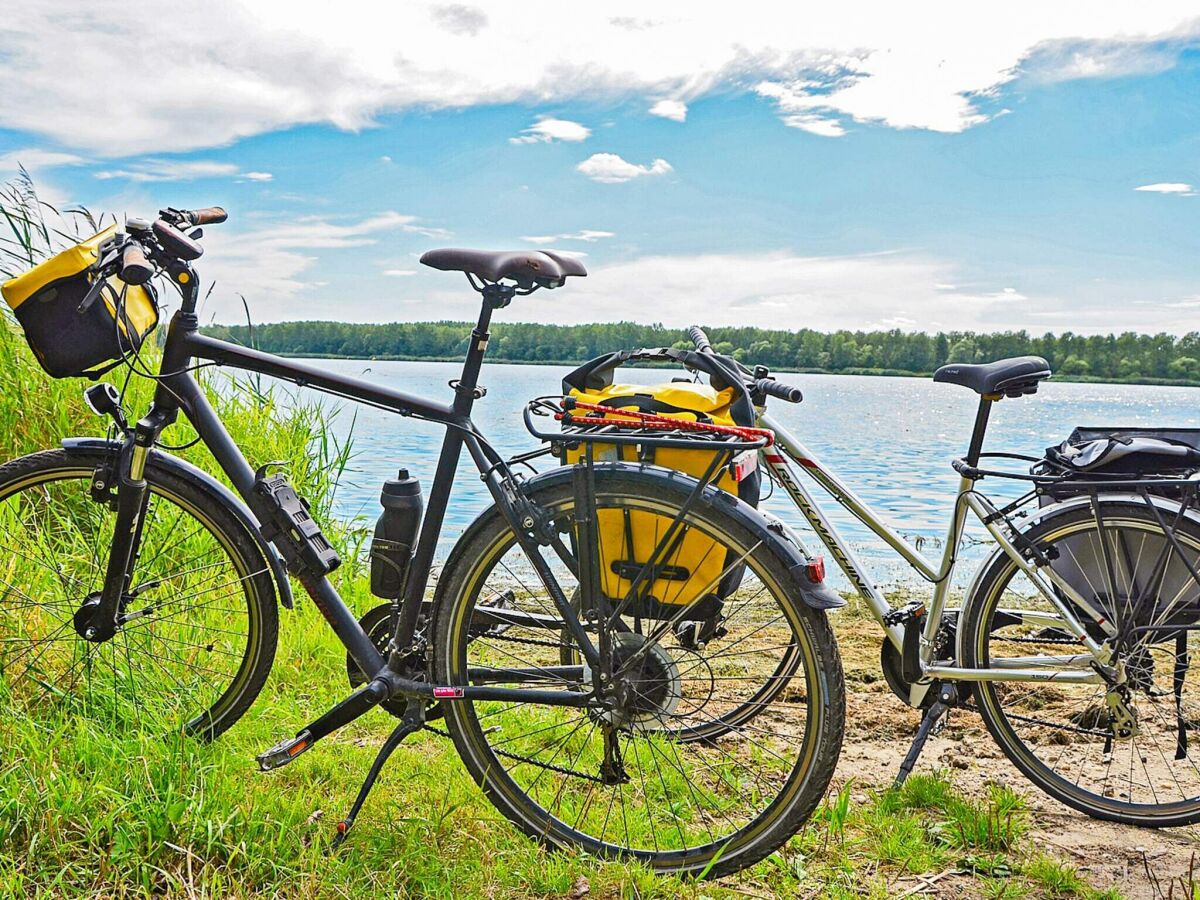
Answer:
[557, 399, 775, 446]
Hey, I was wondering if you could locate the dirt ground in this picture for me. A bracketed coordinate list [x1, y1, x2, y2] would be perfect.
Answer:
[831, 612, 1200, 900]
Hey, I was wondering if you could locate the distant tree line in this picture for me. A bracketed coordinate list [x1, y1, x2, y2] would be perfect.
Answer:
[201, 320, 1200, 384]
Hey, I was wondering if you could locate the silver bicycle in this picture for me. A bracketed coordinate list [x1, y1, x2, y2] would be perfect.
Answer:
[595, 325, 1200, 827]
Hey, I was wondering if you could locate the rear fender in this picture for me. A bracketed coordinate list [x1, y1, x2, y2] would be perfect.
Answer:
[61, 437, 295, 609]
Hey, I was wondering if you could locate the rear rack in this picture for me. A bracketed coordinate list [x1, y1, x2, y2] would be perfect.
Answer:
[952, 451, 1200, 493]
[523, 396, 773, 454]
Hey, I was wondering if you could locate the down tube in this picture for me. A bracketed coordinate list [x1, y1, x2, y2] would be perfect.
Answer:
[760, 418, 903, 650]
[172, 374, 388, 678]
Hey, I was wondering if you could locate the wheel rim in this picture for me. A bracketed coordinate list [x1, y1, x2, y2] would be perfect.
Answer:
[0, 466, 264, 735]
[443, 488, 824, 864]
[975, 507, 1200, 818]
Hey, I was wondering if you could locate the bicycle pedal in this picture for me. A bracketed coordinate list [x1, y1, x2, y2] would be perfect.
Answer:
[256, 729, 314, 771]
[883, 601, 926, 627]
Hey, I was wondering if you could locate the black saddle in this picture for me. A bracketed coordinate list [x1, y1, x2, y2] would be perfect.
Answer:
[420, 248, 587, 288]
[933, 355, 1052, 398]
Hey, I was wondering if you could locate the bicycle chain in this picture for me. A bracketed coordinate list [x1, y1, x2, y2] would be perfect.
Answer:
[484, 629, 574, 651]
[427, 627, 608, 782]
[466, 631, 1119, 771]
[422, 723, 607, 783]
[966, 704, 1112, 738]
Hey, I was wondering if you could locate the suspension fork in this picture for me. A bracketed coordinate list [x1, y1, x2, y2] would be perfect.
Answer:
[85, 406, 177, 641]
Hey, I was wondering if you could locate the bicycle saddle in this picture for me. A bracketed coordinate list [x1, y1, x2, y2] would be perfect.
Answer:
[933, 355, 1052, 397]
[420, 248, 587, 288]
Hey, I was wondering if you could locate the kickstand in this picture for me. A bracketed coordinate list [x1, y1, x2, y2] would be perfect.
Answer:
[894, 683, 957, 789]
[332, 700, 424, 848]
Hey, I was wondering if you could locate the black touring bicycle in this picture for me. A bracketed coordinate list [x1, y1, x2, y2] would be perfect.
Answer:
[6, 207, 1200, 881]
[0, 207, 848, 878]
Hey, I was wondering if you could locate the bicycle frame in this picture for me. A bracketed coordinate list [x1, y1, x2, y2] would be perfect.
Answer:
[96, 267, 598, 715]
[757, 406, 1111, 693]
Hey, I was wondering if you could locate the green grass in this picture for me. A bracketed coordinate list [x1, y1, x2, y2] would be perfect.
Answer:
[0, 179, 1126, 897]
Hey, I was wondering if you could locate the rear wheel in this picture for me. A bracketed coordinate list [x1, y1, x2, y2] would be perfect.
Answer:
[433, 468, 844, 877]
[0, 449, 278, 739]
[962, 500, 1200, 825]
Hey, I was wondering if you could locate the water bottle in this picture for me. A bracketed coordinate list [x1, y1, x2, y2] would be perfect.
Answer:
[370, 469, 423, 598]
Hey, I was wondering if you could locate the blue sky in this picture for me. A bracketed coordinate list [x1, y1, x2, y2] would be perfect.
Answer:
[2, 4, 1200, 334]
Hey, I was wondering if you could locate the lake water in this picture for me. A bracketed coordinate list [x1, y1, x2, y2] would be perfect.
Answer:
[276, 359, 1200, 593]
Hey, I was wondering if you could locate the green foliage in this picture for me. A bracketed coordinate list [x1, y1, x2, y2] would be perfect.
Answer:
[204, 318, 1200, 385]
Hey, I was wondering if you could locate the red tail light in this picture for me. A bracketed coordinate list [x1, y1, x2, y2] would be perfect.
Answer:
[806, 556, 826, 583]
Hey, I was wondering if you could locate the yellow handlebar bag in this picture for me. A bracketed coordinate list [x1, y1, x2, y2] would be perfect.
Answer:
[562, 380, 761, 617]
[2, 225, 159, 378]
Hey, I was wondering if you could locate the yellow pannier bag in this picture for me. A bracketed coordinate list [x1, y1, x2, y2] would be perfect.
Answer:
[2, 225, 159, 378]
[563, 379, 760, 616]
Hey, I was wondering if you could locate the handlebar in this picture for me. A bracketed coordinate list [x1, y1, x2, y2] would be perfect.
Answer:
[687, 325, 713, 354]
[686, 324, 804, 404]
[187, 207, 228, 226]
[756, 378, 803, 403]
[119, 243, 154, 285]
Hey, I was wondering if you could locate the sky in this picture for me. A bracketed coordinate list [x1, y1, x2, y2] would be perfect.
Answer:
[2, 3, 1200, 335]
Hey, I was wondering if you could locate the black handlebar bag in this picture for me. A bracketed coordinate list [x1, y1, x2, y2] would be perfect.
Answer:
[1, 225, 159, 378]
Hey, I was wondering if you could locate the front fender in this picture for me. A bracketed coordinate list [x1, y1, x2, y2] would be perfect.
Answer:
[519, 463, 846, 611]
[61, 437, 294, 609]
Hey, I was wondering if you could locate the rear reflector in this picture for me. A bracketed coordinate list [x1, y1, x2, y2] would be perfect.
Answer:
[805, 556, 826, 583]
[732, 450, 758, 482]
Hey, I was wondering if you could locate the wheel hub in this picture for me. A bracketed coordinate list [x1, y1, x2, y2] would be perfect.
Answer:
[589, 632, 681, 728]
[72, 592, 112, 642]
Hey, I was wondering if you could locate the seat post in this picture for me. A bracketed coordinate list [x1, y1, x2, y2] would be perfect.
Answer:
[964, 394, 998, 468]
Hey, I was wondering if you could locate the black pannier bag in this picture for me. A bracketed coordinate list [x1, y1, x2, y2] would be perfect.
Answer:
[1034, 427, 1200, 638]
[1035, 427, 1200, 503]
[1, 225, 159, 378]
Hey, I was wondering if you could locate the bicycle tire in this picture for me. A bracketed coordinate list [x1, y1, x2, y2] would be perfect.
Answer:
[0, 448, 278, 740]
[961, 499, 1200, 826]
[432, 466, 845, 877]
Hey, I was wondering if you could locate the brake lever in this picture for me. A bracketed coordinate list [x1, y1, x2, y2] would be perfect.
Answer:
[79, 241, 123, 312]
[77, 272, 110, 313]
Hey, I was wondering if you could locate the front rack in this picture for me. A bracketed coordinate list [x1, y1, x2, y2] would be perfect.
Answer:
[523, 396, 773, 454]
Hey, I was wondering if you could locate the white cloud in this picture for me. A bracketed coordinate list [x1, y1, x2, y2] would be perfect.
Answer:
[93, 159, 267, 183]
[429, 4, 488, 37]
[478, 250, 1197, 335]
[3, 5, 1198, 154]
[521, 229, 614, 244]
[648, 100, 687, 122]
[506, 250, 986, 330]
[0, 148, 85, 172]
[1023, 36, 1188, 82]
[199, 211, 447, 317]
[1135, 182, 1196, 195]
[510, 116, 591, 145]
[577, 153, 672, 184]
[382, 268, 417, 276]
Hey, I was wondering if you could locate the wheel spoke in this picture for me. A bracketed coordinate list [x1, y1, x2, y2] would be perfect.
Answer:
[0, 464, 268, 738]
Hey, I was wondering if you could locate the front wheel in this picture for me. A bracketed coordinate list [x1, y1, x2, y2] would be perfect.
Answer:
[432, 466, 845, 878]
[961, 499, 1200, 826]
[0, 448, 278, 739]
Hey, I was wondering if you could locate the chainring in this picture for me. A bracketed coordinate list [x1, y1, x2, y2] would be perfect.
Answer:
[346, 603, 418, 718]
